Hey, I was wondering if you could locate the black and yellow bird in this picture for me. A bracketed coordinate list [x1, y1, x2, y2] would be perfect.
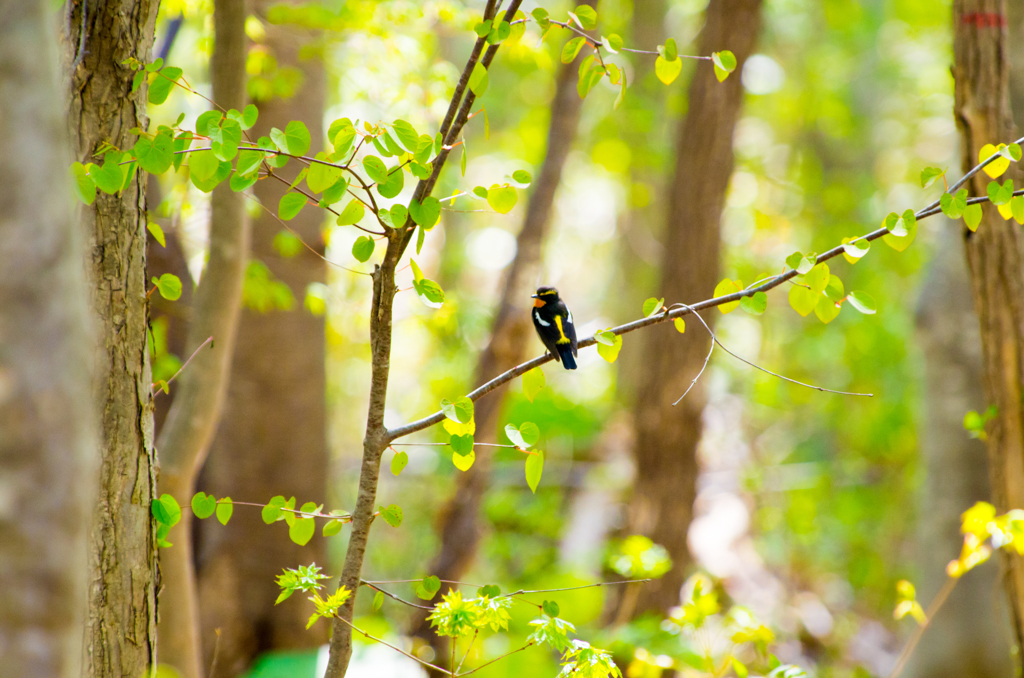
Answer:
[531, 286, 578, 370]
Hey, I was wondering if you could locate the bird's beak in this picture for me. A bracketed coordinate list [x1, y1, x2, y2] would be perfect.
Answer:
[531, 294, 539, 298]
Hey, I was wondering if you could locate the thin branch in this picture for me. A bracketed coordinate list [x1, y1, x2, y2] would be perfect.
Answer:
[390, 442, 518, 448]
[264, 170, 385, 236]
[499, 578, 652, 599]
[153, 336, 213, 395]
[887, 576, 959, 678]
[332, 615, 452, 675]
[666, 303, 872, 404]
[360, 581, 433, 610]
[456, 643, 534, 676]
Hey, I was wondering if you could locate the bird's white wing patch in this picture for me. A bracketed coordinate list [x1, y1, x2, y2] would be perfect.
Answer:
[534, 309, 551, 326]
[567, 310, 573, 324]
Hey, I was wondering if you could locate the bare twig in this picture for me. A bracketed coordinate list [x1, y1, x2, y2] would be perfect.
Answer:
[456, 642, 534, 676]
[152, 336, 213, 395]
[360, 581, 433, 610]
[333, 615, 452, 675]
[887, 576, 959, 678]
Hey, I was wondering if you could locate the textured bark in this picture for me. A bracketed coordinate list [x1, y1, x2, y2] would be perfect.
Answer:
[64, 2, 161, 677]
[0, 3, 98, 676]
[617, 0, 762, 618]
[156, 1, 250, 676]
[195, 5, 328, 673]
[953, 0, 1024, 664]
[909, 229, 1013, 677]
[407, 0, 594, 657]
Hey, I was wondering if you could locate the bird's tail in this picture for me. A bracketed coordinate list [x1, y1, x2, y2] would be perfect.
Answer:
[558, 345, 577, 370]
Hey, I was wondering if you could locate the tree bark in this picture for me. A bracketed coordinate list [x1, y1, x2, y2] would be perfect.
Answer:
[408, 0, 594, 659]
[196, 6, 329, 674]
[156, 1, 250, 676]
[64, 2, 161, 677]
[0, 3, 99, 676]
[616, 0, 762, 619]
[952, 0, 1024, 664]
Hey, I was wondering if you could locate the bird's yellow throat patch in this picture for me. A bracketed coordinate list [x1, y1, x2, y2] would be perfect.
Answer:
[554, 315, 570, 344]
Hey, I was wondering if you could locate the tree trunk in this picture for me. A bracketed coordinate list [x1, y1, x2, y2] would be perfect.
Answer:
[64, 2, 161, 676]
[156, 1, 250, 676]
[195, 5, 328, 674]
[616, 0, 763, 619]
[909, 228, 1013, 677]
[0, 3, 99, 676]
[952, 0, 1024, 664]
[407, 1, 594, 662]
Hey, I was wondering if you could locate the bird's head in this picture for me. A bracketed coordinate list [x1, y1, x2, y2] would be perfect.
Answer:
[532, 286, 560, 307]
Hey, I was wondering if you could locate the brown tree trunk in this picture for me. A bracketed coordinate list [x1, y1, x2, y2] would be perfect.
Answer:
[156, 1, 250, 676]
[953, 0, 1024, 665]
[0, 3, 99, 676]
[64, 2, 161, 676]
[407, 2, 594, 661]
[909, 229, 1013, 677]
[195, 6, 329, 675]
[616, 0, 763, 619]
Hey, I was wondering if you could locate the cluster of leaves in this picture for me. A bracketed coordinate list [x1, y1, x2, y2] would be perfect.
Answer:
[274, 563, 351, 629]
[151, 494, 183, 548]
[931, 143, 1024, 231]
[258, 494, 351, 545]
[608, 535, 673, 579]
[946, 501, 1024, 578]
[529, 612, 620, 678]
[426, 589, 513, 637]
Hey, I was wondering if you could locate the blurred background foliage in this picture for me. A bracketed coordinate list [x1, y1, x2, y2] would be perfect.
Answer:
[147, 0, 995, 675]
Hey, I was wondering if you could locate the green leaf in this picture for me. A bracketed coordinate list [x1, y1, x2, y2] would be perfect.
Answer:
[336, 200, 365, 226]
[410, 196, 441, 228]
[278, 192, 307, 221]
[964, 203, 983, 231]
[216, 497, 233, 525]
[391, 119, 420, 152]
[413, 277, 445, 307]
[70, 162, 96, 205]
[450, 433, 474, 456]
[377, 165, 405, 199]
[190, 159, 232, 193]
[352, 236, 375, 263]
[415, 576, 441, 600]
[307, 153, 343, 193]
[391, 450, 408, 476]
[741, 291, 768, 315]
[920, 166, 945, 188]
[441, 396, 474, 424]
[134, 132, 174, 174]
[596, 330, 622, 362]
[523, 368, 545, 403]
[153, 494, 182, 527]
[543, 600, 560, 617]
[487, 185, 517, 213]
[273, 230, 303, 258]
[573, 5, 597, 29]
[846, 290, 877, 314]
[603, 34, 623, 53]
[525, 450, 544, 493]
[788, 284, 817, 317]
[785, 251, 816, 274]
[240, 103, 258, 129]
[1011, 195, 1024, 224]
[230, 172, 258, 193]
[468, 62, 489, 96]
[379, 504, 403, 527]
[289, 517, 315, 546]
[235, 148, 264, 177]
[825, 275, 845, 301]
[713, 278, 743, 313]
[152, 273, 182, 301]
[814, 295, 840, 324]
[474, 19, 492, 37]
[191, 492, 216, 519]
[373, 590, 384, 611]
[561, 37, 586, 64]
[324, 519, 345, 537]
[282, 120, 311, 156]
[940, 189, 969, 219]
[362, 155, 388, 184]
[262, 496, 286, 524]
[655, 56, 682, 85]
[842, 239, 869, 262]
[189, 147, 220, 182]
[883, 208, 917, 252]
[147, 222, 166, 247]
[643, 297, 665, 317]
[988, 179, 1014, 205]
[512, 170, 532, 185]
[329, 119, 356, 157]
[804, 263, 830, 294]
[148, 66, 182, 105]
[210, 119, 242, 161]
[91, 153, 126, 194]
[712, 50, 737, 82]
[577, 59, 605, 98]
